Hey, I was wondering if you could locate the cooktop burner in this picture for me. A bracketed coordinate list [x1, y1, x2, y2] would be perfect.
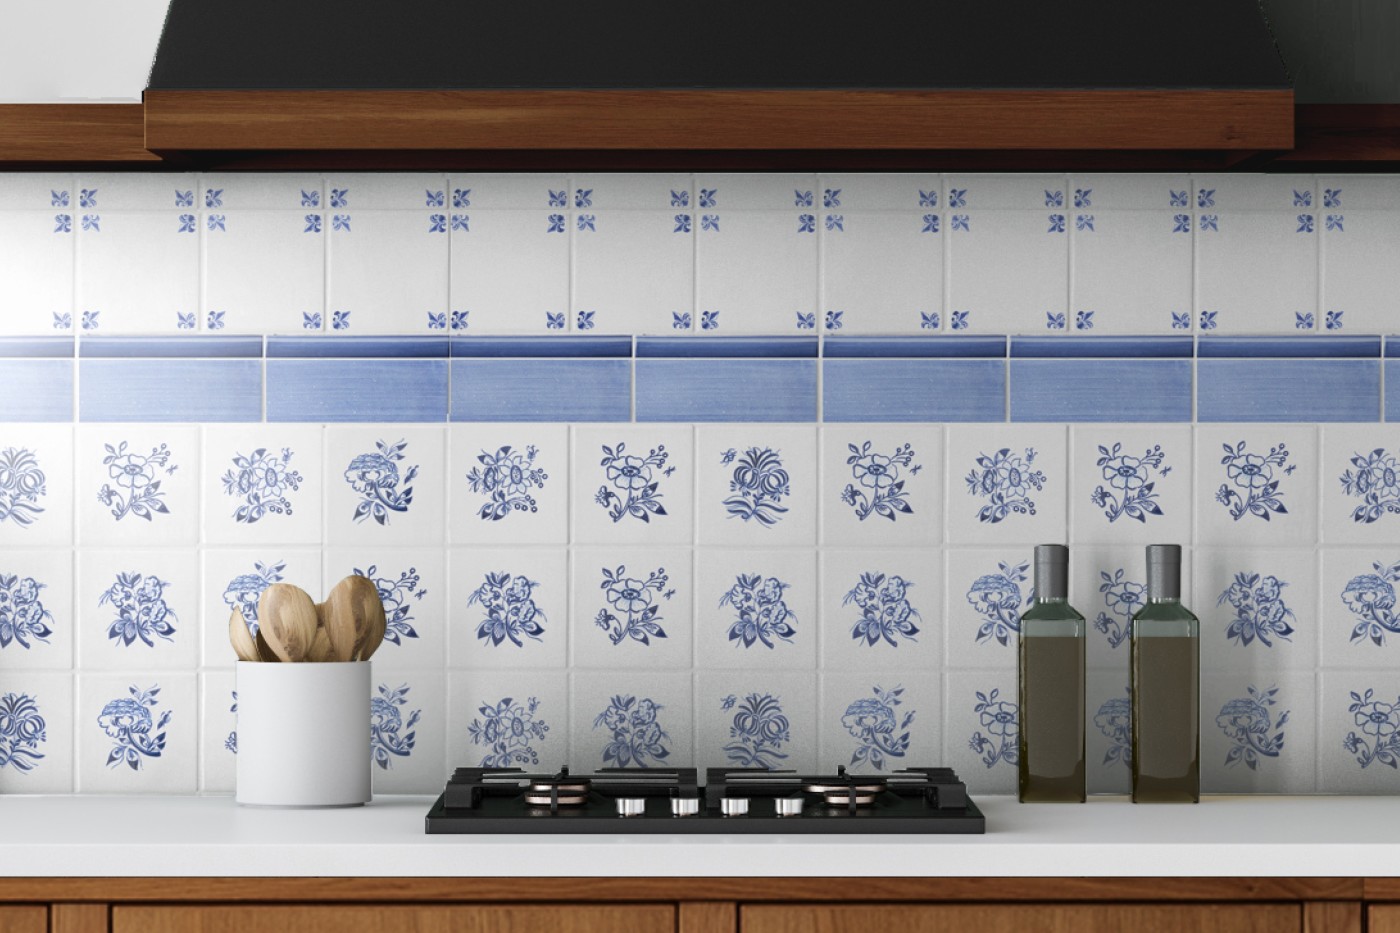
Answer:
[424, 765, 985, 834]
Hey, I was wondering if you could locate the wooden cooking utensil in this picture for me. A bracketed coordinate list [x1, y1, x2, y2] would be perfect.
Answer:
[359, 593, 388, 661]
[253, 626, 280, 663]
[228, 608, 260, 662]
[257, 583, 319, 662]
[307, 602, 334, 663]
[324, 575, 387, 662]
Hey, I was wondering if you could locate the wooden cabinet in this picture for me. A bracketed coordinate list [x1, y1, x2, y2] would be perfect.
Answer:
[743, 904, 1300, 933]
[112, 905, 675, 933]
[0, 907, 45, 933]
[1370, 906, 1400, 933]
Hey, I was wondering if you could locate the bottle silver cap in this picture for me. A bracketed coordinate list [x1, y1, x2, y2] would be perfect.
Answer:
[1033, 544, 1069, 600]
[1146, 544, 1182, 599]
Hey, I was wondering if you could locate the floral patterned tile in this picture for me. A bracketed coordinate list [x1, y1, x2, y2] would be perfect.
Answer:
[199, 548, 323, 669]
[200, 425, 324, 546]
[76, 548, 198, 671]
[694, 548, 817, 672]
[323, 548, 446, 670]
[943, 670, 1019, 796]
[1319, 548, 1400, 669]
[448, 423, 568, 547]
[448, 548, 567, 670]
[1086, 672, 1130, 795]
[818, 424, 942, 548]
[77, 672, 196, 794]
[696, 670, 817, 772]
[1073, 545, 1194, 673]
[0, 547, 73, 671]
[818, 671, 940, 775]
[819, 549, 941, 673]
[199, 669, 237, 793]
[370, 669, 446, 795]
[0, 423, 74, 548]
[1318, 671, 1400, 793]
[570, 671, 695, 770]
[943, 549, 1031, 673]
[324, 425, 446, 548]
[944, 424, 1068, 546]
[1201, 671, 1316, 793]
[1321, 424, 1400, 546]
[1069, 424, 1192, 546]
[446, 669, 568, 772]
[0, 671, 73, 793]
[571, 425, 695, 546]
[76, 424, 200, 547]
[1192, 548, 1319, 674]
[569, 548, 693, 670]
[1194, 424, 1319, 548]
[696, 424, 817, 548]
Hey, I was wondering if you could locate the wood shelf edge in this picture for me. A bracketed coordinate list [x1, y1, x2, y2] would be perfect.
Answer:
[0, 104, 156, 162]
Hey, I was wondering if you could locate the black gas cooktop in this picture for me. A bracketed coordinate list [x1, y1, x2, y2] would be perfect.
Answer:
[424, 765, 985, 834]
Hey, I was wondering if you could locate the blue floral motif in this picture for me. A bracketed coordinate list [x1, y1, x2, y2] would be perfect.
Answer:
[575, 188, 593, 208]
[698, 188, 717, 208]
[673, 214, 691, 233]
[426, 189, 445, 208]
[919, 189, 938, 207]
[225, 692, 237, 754]
[672, 312, 691, 330]
[577, 310, 596, 330]
[797, 214, 815, 233]
[469, 697, 549, 767]
[82, 214, 100, 232]
[303, 311, 322, 329]
[545, 312, 566, 330]
[330, 188, 349, 208]
[177, 214, 196, 233]
[721, 446, 790, 526]
[0, 447, 47, 527]
[920, 312, 940, 330]
[1090, 442, 1166, 524]
[1297, 214, 1315, 233]
[701, 310, 720, 331]
[966, 447, 1044, 524]
[720, 692, 789, 768]
[51, 190, 69, 208]
[1197, 188, 1215, 208]
[844, 572, 920, 647]
[0, 573, 53, 650]
[547, 213, 566, 233]
[950, 214, 970, 232]
[451, 213, 470, 232]
[1200, 309, 1219, 329]
[721, 574, 797, 649]
[452, 188, 471, 208]
[1171, 311, 1191, 329]
[332, 214, 351, 231]
[1044, 190, 1064, 208]
[354, 565, 424, 646]
[222, 560, 285, 637]
[1293, 189, 1312, 207]
[1216, 440, 1290, 522]
[98, 684, 169, 771]
[595, 565, 672, 646]
[428, 214, 448, 233]
[701, 214, 720, 231]
[1326, 214, 1344, 232]
[1326, 309, 1344, 330]
[670, 189, 690, 207]
[469, 572, 546, 647]
[596, 695, 670, 766]
[1341, 561, 1400, 646]
[449, 310, 468, 330]
[206, 310, 225, 330]
[1344, 689, 1400, 769]
[969, 688, 1018, 768]
[177, 312, 196, 330]
[370, 684, 420, 770]
[795, 190, 814, 208]
[825, 214, 844, 232]
[843, 685, 914, 770]
[967, 561, 1031, 647]
[1217, 572, 1295, 647]
[1340, 448, 1400, 524]
[300, 189, 320, 207]
[595, 441, 669, 524]
[1199, 214, 1219, 232]
[344, 439, 418, 525]
[823, 188, 842, 208]
[332, 310, 351, 330]
[1047, 214, 1065, 233]
[205, 188, 224, 208]
[577, 214, 596, 232]
[1075, 310, 1094, 329]
[843, 443, 920, 523]
[80, 188, 97, 208]
[921, 213, 939, 233]
[1093, 569, 1144, 650]
[427, 311, 446, 330]
[98, 440, 172, 522]
[548, 189, 567, 207]
[1218, 685, 1288, 770]
[467, 444, 548, 521]
[101, 572, 177, 648]
[947, 188, 967, 208]
[1169, 189, 1189, 207]
[1073, 188, 1092, 208]
[796, 312, 816, 330]
[1296, 311, 1315, 329]
[1172, 213, 1190, 233]
[53, 214, 71, 234]
[1046, 311, 1066, 330]
[221, 447, 303, 523]
[1076, 214, 1094, 232]
[207, 214, 226, 232]
[0, 692, 46, 773]
[52, 312, 71, 330]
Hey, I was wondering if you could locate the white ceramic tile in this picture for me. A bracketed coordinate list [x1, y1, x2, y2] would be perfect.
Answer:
[447, 669, 568, 770]
[0, 210, 74, 335]
[571, 174, 693, 211]
[572, 209, 693, 335]
[946, 208, 1067, 335]
[1070, 210, 1193, 334]
[819, 424, 942, 547]
[323, 549, 446, 670]
[449, 210, 570, 334]
[322, 174, 449, 211]
[0, 424, 73, 547]
[696, 670, 817, 772]
[943, 175, 1069, 211]
[0, 671, 73, 792]
[571, 671, 695, 769]
[695, 210, 818, 335]
[448, 548, 567, 670]
[1195, 209, 1318, 334]
[820, 211, 942, 334]
[324, 425, 446, 547]
[0, 173, 76, 211]
[1318, 671, 1400, 793]
[1192, 174, 1316, 212]
[447, 175, 570, 211]
[694, 548, 817, 671]
[371, 670, 446, 794]
[1072, 545, 1194, 673]
[77, 424, 199, 547]
[570, 548, 692, 670]
[943, 670, 1019, 795]
[199, 174, 324, 212]
[0, 547, 72, 671]
[696, 424, 816, 547]
[326, 209, 449, 334]
[818, 672, 940, 774]
[75, 174, 200, 212]
[1322, 424, 1400, 545]
[199, 670, 237, 793]
[1321, 549, 1400, 667]
[692, 174, 817, 212]
[200, 548, 323, 668]
[817, 174, 941, 212]
[1068, 174, 1192, 212]
[819, 549, 941, 672]
[449, 424, 569, 546]
[1086, 673, 1131, 794]
[76, 210, 200, 334]
[1201, 671, 1315, 793]
[943, 548, 1032, 673]
[203, 209, 325, 335]
[201, 425, 323, 546]
[1320, 209, 1400, 335]
[77, 673, 197, 794]
[1194, 424, 1319, 547]
[945, 424, 1068, 545]
[1192, 548, 1319, 675]
[571, 425, 694, 546]
[76, 548, 199, 671]
[1069, 425, 1192, 546]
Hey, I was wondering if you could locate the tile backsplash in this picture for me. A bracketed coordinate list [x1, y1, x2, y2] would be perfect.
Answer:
[1, 171, 1398, 799]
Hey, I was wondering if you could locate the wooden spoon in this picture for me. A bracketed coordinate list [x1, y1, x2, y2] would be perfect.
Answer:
[253, 626, 280, 663]
[359, 595, 388, 661]
[306, 602, 335, 662]
[228, 608, 259, 662]
[324, 575, 386, 662]
[257, 583, 319, 662]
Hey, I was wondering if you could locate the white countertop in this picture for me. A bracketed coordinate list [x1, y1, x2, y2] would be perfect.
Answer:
[4, 794, 1400, 877]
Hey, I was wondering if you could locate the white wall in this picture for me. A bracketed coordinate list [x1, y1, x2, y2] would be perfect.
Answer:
[0, 0, 170, 102]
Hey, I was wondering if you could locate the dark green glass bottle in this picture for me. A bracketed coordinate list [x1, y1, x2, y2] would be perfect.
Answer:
[1018, 544, 1086, 803]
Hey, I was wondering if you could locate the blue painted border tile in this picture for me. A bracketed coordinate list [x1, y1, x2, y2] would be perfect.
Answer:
[0, 337, 74, 358]
[1198, 360, 1381, 422]
[0, 360, 73, 422]
[1011, 336, 1193, 359]
[451, 359, 630, 421]
[80, 336, 263, 358]
[1385, 336, 1400, 358]
[267, 336, 449, 358]
[637, 337, 818, 358]
[1198, 336, 1382, 359]
[823, 360, 1005, 422]
[636, 360, 816, 421]
[268, 359, 448, 422]
[1010, 360, 1192, 422]
[1387, 361, 1400, 421]
[81, 360, 261, 422]
[451, 336, 631, 358]
[824, 336, 1006, 359]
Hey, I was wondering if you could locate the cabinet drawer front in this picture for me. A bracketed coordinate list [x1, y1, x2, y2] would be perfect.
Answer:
[0, 907, 46, 933]
[114, 905, 675, 933]
[1372, 906, 1400, 933]
[742, 904, 1300, 933]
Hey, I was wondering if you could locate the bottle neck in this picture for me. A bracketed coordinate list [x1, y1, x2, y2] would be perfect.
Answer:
[1035, 596, 1068, 605]
[1148, 596, 1180, 604]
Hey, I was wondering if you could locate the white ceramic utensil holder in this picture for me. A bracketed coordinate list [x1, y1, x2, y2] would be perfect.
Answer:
[235, 660, 371, 808]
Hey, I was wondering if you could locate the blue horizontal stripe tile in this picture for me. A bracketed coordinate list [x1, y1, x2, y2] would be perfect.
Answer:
[0, 360, 73, 421]
[823, 360, 1005, 422]
[824, 336, 1006, 359]
[1386, 336, 1400, 359]
[267, 336, 449, 358]
[268, 360, 448, 422]
[636, 360, 816, 422]
[1011, 360, 1192, 422]
[451, 359, 630, 421]
[80, 336, 263, 358]
[637, 337, 818, 358]
[0, 337, 73, 358]
[1011, 336, 1193, 359]
[1199, 360, 1380, 422]
[1198, 336, 1382, 359]
[451, 336, 631, 358]
[1388, 361, 1400, 421]
[81, 360, 261, 422]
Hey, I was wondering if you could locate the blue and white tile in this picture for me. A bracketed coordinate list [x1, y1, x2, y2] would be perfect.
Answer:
[1318, 177, 1400, 334]
[818, 425, 942, 548]
[198, 669, 237, 793]
[75, 174, 201, 212]
[449, 209, 569, 334]
[0, 548, 72, 671]
[447, 174, 570, 211]
[371, 670, 446, 794]
[323, 548, 446, 670]
[697, 424, 816, 547]
[569, 548, 693, 670]
[1069, 425, 1192, 546]
[200, 548, 323, 668]
[324, 425, 446, 547]
[571, 173, 694, 211]
[696, 670, 817, 772]
[816, 174, 941, 212]
[447, 669, 568, 771]
[1192, 548, 1318, 675]
[0, 424, 73, 547]
[1318, 671, 1400, 793]
[1321, 424, 1400, 545]
[201, 425, 324, 545]
[693, 174, 817, 211]
[571, 671, 695, 769]
[943, 548, 1032, 673]
[1072, 545, 1194, 673]
[571, 425, 694, 546]
[1070, 208, 1192, 334]
[449, 424, 569, 546]
[77, 672, 196, 794]
[77, 424, 199, 547]
[77, 548, 199, 671]
[819, 549, 941, 672]
[76, 210, 200, 335]
[0, 671, 73, 793]
[820, 210, 942, 334]
[818, 671, 940, 775]
[1201, 671, 1315, 793]
[0, 173, 76, 335]
[1320, 548, 1400, 668]
[945, 424, 1068, 545]
[448, 548, 567, 670]
[1086, 673, 1131, 794]
[1194, 424, 1319, 547]
[943, 669, 1019, 795]
[695, 548, 817, 671]
[0, 173, 76, 211]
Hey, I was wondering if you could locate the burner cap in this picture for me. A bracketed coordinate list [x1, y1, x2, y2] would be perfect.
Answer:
[803, 781, 886, 796]
[523, 778, 591, 807]
[822, 791, 878, 807]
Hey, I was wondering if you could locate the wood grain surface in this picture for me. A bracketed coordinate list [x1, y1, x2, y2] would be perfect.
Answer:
[0, 906, 45, 933]
[112, 905, 674, 933]
[741, 904, 1301, 933]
